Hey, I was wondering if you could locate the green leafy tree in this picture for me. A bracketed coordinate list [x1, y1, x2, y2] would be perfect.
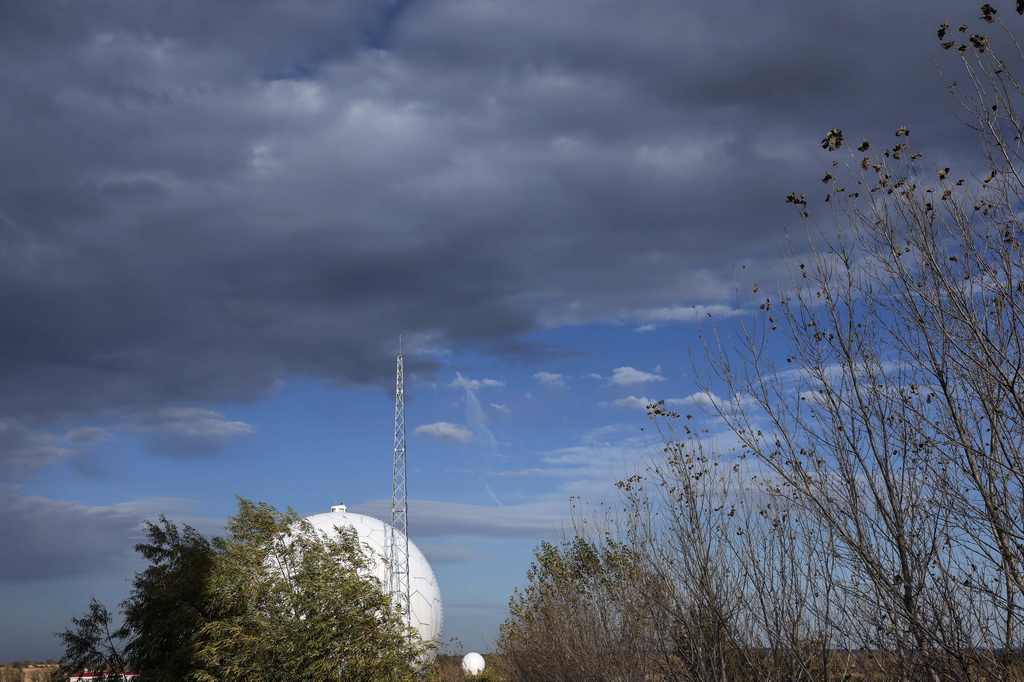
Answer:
[120, 516, 214, 681]
[56, 500, 426, 681]
[53, 599, 130, 680]
[54, 518, 214, 681]
[192, 497, 427, 682]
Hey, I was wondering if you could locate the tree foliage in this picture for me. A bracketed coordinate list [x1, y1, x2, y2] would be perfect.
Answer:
[191, 497, 426, 682]
[55, 519, 213, 681]
[56, 498, 428, 682]
[121, 517, 214, 682]
[54, 599, 130, 681]
[498, 538, 665, 682]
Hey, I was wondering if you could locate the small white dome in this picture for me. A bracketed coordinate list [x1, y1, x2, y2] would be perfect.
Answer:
[461, 652, 486, 675]
[304, 510, 443, 646]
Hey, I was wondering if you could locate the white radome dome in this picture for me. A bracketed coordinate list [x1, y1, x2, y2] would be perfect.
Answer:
[304, 507, 443, 646]
[461, 652, 486, 675]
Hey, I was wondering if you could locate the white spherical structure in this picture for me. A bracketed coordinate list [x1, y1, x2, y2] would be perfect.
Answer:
[304, 507, 443, 645]
[461, 652, 486, 676]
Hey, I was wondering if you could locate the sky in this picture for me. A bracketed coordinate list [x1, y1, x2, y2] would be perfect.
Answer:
[0, 0, 997, 661]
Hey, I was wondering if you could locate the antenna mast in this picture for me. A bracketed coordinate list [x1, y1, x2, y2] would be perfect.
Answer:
[389, 346, 412, 633]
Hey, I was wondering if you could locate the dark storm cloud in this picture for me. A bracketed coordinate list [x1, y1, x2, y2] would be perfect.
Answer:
[0, 422, 70, 477]
[0, 491, 223, 583]
[0, 491, 142, 581]
[120, 407, 254, 457]
[0, 0, 979, 428]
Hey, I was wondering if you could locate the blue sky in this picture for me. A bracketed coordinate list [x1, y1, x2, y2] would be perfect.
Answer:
[0, 0, 990, 662]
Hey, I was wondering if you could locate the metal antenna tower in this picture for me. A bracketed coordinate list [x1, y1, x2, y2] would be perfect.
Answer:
[389, 346, 412, 633]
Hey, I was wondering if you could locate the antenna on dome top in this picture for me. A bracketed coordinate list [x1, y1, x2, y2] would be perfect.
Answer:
[389, 342, 412, 634]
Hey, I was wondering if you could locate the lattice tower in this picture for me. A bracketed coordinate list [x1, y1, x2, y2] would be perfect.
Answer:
[389, 351, 412, 634]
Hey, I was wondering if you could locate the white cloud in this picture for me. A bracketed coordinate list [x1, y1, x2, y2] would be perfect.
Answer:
[674, 391, 719, 410]
[799, 389, 827, 405]
[449, 376, 505, 390]
[0, 420, 72, 477]
[673, 391, 758, 413]
[490, 403, 510, 413]
[533, 371, 566, 388]
[353, 499, 562, 539]
[414, 422, 474, 442]
[489, 467, 553, 477]
[606, 395, 650, 409]
[452, 372, 502, 460]
[65, 426, 112, 447]
[123, 407, 253, 437]
[120, 407, 253, 457]
[636, 304, 742, 323]
[610, 366, 666, 385]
